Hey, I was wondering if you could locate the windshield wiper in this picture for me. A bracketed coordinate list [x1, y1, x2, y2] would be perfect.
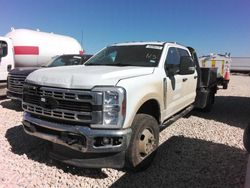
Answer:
[85, 63, 109, 66]
[115, 63, 135, 66]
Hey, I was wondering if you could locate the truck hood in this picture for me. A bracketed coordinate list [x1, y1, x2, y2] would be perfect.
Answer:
[9, 67, 41, 76]
[26, 65, 154, 89]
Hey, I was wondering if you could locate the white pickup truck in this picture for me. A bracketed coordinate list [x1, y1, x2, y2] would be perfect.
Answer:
[18, 42, 217, 171]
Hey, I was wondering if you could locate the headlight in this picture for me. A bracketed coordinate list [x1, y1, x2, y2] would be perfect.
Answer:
[104, 90, 119, 105]
[92, 87, 126, 128]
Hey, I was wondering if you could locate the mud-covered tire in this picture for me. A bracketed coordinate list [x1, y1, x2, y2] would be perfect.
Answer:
[125, 114, 159, 171]
[223, 83, 228, 89]
[243, 124, 250, 153]
[202, 92, 215, 112]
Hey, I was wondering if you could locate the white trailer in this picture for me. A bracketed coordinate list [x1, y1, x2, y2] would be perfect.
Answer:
[231, 57, 250, 73]
[199, 53, 231, 89]
[0, 28, 83, 94]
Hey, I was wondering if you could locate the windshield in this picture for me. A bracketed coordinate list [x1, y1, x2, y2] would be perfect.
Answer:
[46, 55, 83, 67]
[85, 45, 163, 67]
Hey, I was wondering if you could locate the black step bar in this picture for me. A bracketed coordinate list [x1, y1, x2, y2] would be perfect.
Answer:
[160, 105, 194, 131]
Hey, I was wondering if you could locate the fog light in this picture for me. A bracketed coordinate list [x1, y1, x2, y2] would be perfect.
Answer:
[94, 137, 123, 147]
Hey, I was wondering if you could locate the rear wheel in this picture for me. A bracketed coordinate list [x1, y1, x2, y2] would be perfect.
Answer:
[202, 92, 215, 112]
[125, 114, 159, 171]
[223, 83, 228, 89]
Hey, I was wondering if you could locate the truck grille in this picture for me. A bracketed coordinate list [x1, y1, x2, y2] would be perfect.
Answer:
[8, 75, 26, 93]
[22, 84, 103, 124]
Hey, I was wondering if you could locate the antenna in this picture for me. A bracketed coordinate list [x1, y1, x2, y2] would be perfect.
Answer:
[80, 30, 83, 50]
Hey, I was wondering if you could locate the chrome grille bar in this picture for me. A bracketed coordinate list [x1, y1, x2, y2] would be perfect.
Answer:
[8, 75, 26, 93]
[22, 84, 103, 124]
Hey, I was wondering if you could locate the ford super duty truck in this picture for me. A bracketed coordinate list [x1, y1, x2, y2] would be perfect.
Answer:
[21, 42, 217, 171]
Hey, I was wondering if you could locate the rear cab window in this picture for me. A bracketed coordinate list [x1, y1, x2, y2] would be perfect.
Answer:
[177, 48, 190, 58]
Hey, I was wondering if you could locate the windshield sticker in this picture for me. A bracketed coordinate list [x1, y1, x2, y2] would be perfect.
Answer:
[146, 45, 163, 50]
[73, 56, 82, 59]
[146, 53, 157, 60]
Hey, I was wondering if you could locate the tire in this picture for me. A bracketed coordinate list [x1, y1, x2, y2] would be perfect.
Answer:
[202, 92, 215, 112]
[223, 83, 228, 89]
[243, 124, 250, 153]
[125, 114, 159, 171]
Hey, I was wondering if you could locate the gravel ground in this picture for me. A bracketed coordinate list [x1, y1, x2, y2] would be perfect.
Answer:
[0, 75, 250, 188]
[0, 84, 7, 97]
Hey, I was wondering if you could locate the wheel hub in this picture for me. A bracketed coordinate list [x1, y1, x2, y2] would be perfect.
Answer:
[138, 128, 155, 157]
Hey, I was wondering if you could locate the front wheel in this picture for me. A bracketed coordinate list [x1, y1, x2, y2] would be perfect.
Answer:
[125, 114, 159, 171]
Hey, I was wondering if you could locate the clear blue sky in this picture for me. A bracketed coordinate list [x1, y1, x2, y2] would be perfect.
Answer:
[0, 0, 249, 56]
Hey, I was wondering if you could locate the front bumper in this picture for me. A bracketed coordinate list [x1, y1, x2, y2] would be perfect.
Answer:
[22, 112, 132, 168]
[0, 82, 7, 96]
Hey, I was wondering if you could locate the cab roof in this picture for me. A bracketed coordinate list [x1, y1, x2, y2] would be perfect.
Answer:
[111, 41, 187, 48]
[112, 41, 165, 46]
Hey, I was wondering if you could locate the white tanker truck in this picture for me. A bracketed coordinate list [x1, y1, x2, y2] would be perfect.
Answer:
[0, 28, 83, 94]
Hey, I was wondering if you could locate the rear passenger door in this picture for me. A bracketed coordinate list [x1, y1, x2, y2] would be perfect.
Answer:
[177, 48, 197, 106]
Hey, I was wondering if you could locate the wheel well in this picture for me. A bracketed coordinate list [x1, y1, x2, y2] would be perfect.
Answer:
[137, 99, 161, 124]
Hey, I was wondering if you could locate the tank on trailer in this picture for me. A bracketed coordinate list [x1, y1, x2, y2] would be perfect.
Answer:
[5, 28, 83, 67]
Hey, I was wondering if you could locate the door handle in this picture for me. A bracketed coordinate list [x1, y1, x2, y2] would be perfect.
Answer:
[182, 78, 188, 82]
[194, 75, 198, 79]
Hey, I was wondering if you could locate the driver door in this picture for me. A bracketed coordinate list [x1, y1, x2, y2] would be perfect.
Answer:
[164, 47, 187, 117]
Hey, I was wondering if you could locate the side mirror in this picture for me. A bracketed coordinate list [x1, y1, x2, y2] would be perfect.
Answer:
[179, 56, 195, 75]
[165, 64, 179, 77]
